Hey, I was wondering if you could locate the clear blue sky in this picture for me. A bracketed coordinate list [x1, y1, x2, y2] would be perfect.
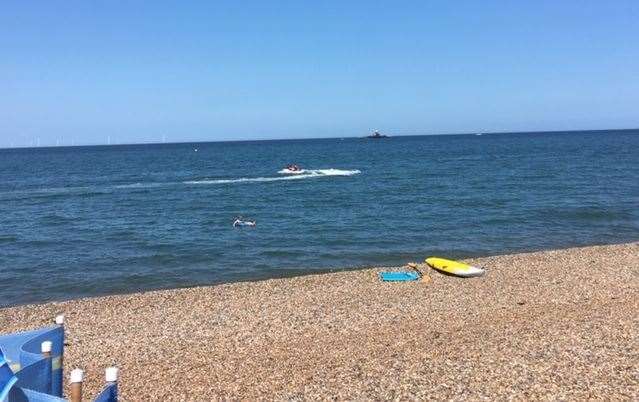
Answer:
[1, 1, 638, 147]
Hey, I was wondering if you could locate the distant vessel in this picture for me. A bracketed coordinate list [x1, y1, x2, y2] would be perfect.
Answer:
[366, 130, 388, 139]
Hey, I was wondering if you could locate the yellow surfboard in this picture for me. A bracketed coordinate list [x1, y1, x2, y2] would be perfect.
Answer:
[425, 257, 485, 278]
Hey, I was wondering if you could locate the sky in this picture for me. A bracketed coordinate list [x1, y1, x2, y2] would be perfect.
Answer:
[1, 1, 638, 147]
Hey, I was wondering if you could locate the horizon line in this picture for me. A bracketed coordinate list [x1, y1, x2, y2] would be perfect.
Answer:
[1, 127, 637, 150]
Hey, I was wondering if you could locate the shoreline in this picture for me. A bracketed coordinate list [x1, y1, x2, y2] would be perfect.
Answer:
[1, 242, 638, 399]
[5, 239, 638, 309]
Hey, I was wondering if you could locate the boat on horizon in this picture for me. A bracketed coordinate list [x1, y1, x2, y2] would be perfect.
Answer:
[366, 130, 389, 139]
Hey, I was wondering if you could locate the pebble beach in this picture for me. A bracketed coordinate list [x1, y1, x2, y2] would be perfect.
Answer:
[1, 242, 638, 400]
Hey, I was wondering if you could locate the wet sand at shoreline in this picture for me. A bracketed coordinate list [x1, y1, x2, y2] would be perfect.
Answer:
[1, 242, 638, 400]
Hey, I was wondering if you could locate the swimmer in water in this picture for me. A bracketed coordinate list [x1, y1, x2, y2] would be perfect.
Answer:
[233, 216, 256, 227]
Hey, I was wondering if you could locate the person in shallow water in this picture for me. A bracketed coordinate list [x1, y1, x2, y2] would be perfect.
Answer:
[233, 216, 256, 227]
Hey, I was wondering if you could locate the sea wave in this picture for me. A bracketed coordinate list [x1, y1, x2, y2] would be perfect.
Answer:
[0, 186, 110, 201]
[114, 182, 166, 189]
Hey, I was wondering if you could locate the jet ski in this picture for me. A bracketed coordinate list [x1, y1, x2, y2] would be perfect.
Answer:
[280, 164, 305, 174]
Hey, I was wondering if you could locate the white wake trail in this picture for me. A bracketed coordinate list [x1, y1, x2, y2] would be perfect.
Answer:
[184, 168, 360, 185]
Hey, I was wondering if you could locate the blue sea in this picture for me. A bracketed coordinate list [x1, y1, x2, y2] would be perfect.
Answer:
[1, 130, 638, 307]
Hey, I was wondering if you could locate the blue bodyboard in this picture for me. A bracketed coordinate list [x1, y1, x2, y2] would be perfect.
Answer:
[379, 272, 420, 282]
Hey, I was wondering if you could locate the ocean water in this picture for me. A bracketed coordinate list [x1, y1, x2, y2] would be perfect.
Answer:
[1, 130, 638, 307]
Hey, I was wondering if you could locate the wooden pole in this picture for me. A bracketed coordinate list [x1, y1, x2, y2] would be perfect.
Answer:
[105, 367, 118, 384]
[53, 313, 65, 397]
[41, 341, 53, 394]
[41, 341, 52, 359]
[69, 368, 83, 402]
